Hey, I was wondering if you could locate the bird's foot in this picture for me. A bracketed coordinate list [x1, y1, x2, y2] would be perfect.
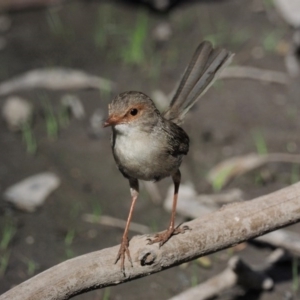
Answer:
[147, 224, 190, 247]
[115, 236, 132, 275]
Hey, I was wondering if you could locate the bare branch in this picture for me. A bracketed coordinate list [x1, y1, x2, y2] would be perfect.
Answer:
[220, 66, 289, 85]
[168, 254, 275, 300]
[1, 182, 300, 300]
[256, 229, 300, 256]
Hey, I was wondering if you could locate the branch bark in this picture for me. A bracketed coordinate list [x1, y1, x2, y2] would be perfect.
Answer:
[2, 182, 300, 300]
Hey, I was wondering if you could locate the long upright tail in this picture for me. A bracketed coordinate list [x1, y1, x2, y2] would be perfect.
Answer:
[163, 41, 233, 124]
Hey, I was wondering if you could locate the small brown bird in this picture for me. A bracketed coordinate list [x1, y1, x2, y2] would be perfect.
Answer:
[104, 41, 233, 272]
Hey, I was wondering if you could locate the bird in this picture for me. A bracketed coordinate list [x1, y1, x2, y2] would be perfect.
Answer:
[103, 41, 233, 273]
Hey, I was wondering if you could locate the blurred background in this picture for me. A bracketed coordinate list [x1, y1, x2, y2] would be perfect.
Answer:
[1, 0, 300, 299]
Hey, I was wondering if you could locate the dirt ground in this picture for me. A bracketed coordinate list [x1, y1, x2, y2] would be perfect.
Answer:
[1, 0, 300, 299]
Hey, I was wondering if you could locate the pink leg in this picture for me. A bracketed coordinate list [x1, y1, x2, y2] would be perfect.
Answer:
[148, 169, 189, 247]
[115, 178, 139, 273]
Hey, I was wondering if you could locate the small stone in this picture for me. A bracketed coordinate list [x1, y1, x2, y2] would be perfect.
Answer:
[179, 262, 189, 269]
[3, 172, 60, 212]
[152, 22, 172, 42]
[151, 90, 169, 111]
[25, 236, 35, 245]
[197, 256, 212, 268]
[89, 108, 105, 138]
[2, 96, 33, 131]
[149, 0, 170, 11]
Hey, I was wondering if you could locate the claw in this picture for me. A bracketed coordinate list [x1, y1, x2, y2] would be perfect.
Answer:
[147, 225, 190, 247]
[115, 236, 133, 274]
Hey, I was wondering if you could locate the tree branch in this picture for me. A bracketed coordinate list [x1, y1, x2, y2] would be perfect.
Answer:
[1, 182, 300, 300]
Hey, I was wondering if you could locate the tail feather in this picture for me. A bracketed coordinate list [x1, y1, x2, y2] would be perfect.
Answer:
[163, 41, 233, 124]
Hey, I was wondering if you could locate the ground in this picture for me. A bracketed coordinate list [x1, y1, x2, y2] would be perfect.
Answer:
[0, 0, 300, 299]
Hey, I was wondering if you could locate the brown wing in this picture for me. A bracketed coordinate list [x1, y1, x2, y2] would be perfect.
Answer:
[161, 120, 189, 157]
[163, 41, 233, 125]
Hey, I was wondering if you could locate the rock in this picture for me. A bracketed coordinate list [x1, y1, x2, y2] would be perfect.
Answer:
[164, 183, 244, 219]
[274, 0, 300, 28]
[2, 96, 33, 131]
[163, 183, 211, 218]
[151, 90, 169, 111]
[3, 172, 60, 212]
[61, 94, 85, 119]
[89, 108, 105, 138]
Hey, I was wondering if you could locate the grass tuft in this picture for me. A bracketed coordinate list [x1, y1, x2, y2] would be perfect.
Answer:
[64, 229, 75, 247]
[1, 223, 16, 251]
[42, 99, 59, 139]
[291, 165, 300, 184]
[122, 9, 148, 65]
[46, 8, 74, 40]
[0, 251, 11, 277]
[103, 288, 111, 300]
[292, 257, 299, 294]
[22, 120, 37, 155]
[252, 129, 268, 155]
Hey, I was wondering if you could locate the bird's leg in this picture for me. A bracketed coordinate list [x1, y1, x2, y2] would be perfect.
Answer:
[148, 169, 189, 247]
[115, 178, 139, 273]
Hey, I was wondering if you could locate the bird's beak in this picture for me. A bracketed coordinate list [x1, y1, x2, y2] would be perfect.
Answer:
[103, 115, 120, 127]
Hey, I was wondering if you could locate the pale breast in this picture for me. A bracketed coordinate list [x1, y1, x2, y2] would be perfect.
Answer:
[112, 124, 182, 181]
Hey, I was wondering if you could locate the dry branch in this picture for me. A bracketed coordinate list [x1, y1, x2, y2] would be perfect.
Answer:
[220, 66, 289, 84]
[2, 182, 300, 300]
[169, 248, 289, 300]
[0, 68, 115, 96]
[207, 152, 300, 189]
[256, 229, 300, 256]
[82, 214, 150, 234]
[168, 254, 274, 300]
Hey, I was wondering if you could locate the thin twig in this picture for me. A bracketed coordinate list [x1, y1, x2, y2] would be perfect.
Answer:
[82, 214, 150, 234]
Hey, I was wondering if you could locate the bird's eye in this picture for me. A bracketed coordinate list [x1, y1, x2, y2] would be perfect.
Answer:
[130, 108, 138, 116]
